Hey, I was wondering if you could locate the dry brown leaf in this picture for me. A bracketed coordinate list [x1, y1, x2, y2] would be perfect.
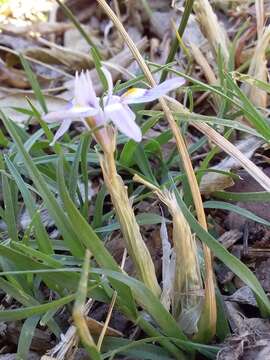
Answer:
[199, 172, 235, 194]
[0, 93, 67, 123]
[194, 0, 229, 63]
[245, 26, 270, 108]
[24, 46, 93, 70]
[0, 62, 29, 89]
[85, 317, 122, 337]
[0, 22, 73, 36]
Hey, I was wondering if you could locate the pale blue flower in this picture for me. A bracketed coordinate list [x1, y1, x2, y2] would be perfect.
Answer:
[43, 67, 185, 144]
[102, 66, 185, 142]
[43, 71, 100, 145]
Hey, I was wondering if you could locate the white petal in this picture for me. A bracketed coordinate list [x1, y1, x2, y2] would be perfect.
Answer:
[70, 106, 98, 117]
[43, 105, 98, 123]
[121, 77, 186, 104]
[43, 109, 74, 123]
[105, 102, 142, 142]
[85, 70, 99, 107]
[77, 72, 90, 106]
[74, 72, 81, 103]
[51, 118, 72, 145]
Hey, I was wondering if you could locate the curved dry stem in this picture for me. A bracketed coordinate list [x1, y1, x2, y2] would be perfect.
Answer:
[96, 0, 216, 340]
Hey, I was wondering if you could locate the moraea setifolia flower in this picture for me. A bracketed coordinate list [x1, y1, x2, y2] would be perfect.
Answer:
[43, 67, 185, 144]
[43, 71, 100, 145]
[101, 66, 185, 142]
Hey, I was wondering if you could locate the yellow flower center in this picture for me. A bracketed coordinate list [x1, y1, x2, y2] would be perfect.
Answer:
[122, 88, 139, 97]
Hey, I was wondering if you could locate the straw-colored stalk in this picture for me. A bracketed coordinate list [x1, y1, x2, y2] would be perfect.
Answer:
[244, 26, 270, 109]
[96, 0, 217, 341]
[162, 191, 203, 334]
[134, 175, 203, 335]
[86, 117, 160, 297]
[255, 0, 264, 38]
[100, 150, 161, 297]
[194, 0, 229, 64]
[72, 250, 99, 357]
[189, 42, 220, 109]
[166, 98, 270, 191]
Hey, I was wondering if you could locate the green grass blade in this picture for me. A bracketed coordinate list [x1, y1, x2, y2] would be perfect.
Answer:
[0, 294, 75, 321]
[5, 156, 53, 254]
[204, 200, 270, 227]
[73, 250, 101, 360]
[81, 133, 92, 219]
[55, 0, 101, 55]
[19, 54, 47, 113]
[135, 144, 157, 185]
[1, 169, 18, 241]
[16, 315, 40, 360]
[68, 138, 83, 202]
[1, 112, 85, 258]
[213, 190, 270, 202]
[57, 156, 138, 318]
[0, 277, 61, 337]
[170, 180, 270, 316]
[92, 183, 106, 228]
[160, 0, 194, 82]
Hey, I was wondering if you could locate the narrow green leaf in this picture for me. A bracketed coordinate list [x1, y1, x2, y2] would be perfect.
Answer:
[135, 144, 157, 184]
[73, 250, 101, 360]
[213, 190, 270, 202]
[92, 183, 106, 228]
[68, 139, 83, 202]
[204, 200, 270, 227]
[0, 294, 75, 321]
[57, 156, 138, 318]
[1, 112, 85, 258]
[1, 170, 18, 241]
[16, 315, 40, 360]
[5, 156, 53, 254]
[81, 133, 92, 219]
[170, 180, 270, 315]
[19, 55, 47, 113]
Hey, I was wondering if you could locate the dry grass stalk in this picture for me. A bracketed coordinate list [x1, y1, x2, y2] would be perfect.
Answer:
[189, 42, 220, 109]
[134, 175, 203, 335]
[97, 132, 161, 297]
[199, 136, 263, 194]
[194, 0, 229, 63]
[160, 215, 173, 311]
[161, 192, 203, 334]
[72, 250, 99, 357]
[194, 122, 270, 191]
[167, 98, 270, 191]
[190, 43, 217, 86]
[245, 26, 270, 108]
[96, 0, 217, 340]
[255, 0, 264, 38]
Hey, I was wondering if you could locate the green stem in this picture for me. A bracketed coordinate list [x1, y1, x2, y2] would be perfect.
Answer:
[55, 0, 101, 57]
[137, 317, 190, 360]
[160, 0, 195, 83]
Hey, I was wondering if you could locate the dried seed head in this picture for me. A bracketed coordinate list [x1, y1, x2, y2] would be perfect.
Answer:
[245, 26, 270, 108]
[194, 0, 229, 63]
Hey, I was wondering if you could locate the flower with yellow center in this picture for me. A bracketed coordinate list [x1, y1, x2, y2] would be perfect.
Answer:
[43, 67, 185, 144]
